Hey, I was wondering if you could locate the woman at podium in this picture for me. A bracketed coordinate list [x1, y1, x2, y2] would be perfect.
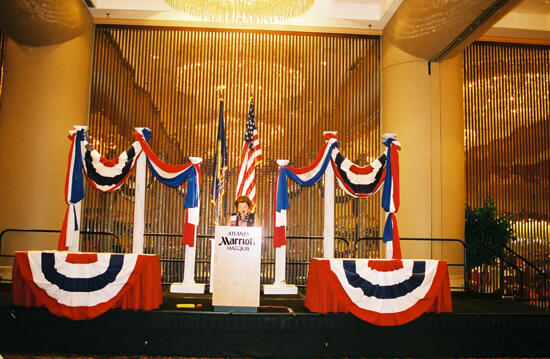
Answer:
[230, 196, 255, 227]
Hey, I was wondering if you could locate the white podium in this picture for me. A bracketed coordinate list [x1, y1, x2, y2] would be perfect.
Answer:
[212, 226, 262, 312]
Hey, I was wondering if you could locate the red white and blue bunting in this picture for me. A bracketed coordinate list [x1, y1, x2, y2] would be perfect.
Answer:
[305, 258, 452, 326]
[134, 129, 201, 247]
[82, 136, 144, 193]
[331, 147, 386, 198]
[16, 251, 156, 320]
[273, 132, 401, 258]
[273, 133, 339, 247]
[58, 128, 146, 251]
[59, 129, 85, 251]
[381, 135, 401, 259]
[330, 134, 401, 259]
[59, 127, 202, 250]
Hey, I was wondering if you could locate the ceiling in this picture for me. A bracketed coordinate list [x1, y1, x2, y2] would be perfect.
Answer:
[484, 0, 550, 43]
[514, 0, 550, 13]
[88, 0, 402, 33]
[88, 0, 550, 43]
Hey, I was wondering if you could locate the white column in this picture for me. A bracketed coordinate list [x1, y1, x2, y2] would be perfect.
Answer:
[273, 246, 287, 283]
[171, 157, 205, 294]
[264, 159, 297, 295]
[323, 131, 336, 259]
[68, 125, 88, 252]
[132, 127, 148, 254]
[67, 201, 82, 252]
[183, 245, 198, 283]
[172, 244, 205, 293]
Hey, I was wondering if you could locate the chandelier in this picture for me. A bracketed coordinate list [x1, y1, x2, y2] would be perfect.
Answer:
[165, 0, 314, 24]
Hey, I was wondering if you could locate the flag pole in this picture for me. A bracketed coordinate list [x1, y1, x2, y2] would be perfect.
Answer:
[216, 90, 222, 226]
[214, 85, 226, 226]
[210, 85, 226, 293]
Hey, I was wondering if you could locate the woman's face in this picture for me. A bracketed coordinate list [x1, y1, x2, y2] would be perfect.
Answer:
[237, 202, 250, 217]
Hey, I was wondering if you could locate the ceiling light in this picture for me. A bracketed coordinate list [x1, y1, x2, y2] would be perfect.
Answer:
[164, 0, 314, 24]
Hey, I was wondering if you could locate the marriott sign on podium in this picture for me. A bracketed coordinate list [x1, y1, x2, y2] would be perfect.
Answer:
[212, 226, 262, 312]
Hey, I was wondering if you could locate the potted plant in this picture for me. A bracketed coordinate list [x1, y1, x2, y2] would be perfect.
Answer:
[465, 198, 515, 291]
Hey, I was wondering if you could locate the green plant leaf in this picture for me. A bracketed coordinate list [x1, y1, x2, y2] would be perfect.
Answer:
[465, 198, 514, 268]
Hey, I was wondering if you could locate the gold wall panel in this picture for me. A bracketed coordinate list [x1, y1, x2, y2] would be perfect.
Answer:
[464, 41, 550, 303]
[83, 25, 381, 284]
[0, 30, 6, 104]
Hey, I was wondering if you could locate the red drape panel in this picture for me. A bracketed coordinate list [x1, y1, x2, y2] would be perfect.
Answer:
[305, 258, 452, 326]
[12, 252, 163, 320]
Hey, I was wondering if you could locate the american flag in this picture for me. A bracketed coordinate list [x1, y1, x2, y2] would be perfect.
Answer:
[235, 98, 262, 211]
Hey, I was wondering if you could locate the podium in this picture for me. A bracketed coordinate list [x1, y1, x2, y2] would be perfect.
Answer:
[212, 226, 262, 312]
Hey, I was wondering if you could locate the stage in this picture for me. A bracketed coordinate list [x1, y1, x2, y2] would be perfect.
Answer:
[0, 284, 549, 358]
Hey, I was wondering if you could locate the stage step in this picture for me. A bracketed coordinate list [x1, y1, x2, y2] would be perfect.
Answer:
[1, 289, 549, 357]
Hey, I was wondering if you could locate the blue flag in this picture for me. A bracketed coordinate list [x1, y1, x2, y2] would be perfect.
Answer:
[211, 99, 227, 224]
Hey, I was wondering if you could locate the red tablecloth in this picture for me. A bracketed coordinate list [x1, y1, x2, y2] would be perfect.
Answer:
[305, 258, 452, 326]
[12, 251, 162, 320]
